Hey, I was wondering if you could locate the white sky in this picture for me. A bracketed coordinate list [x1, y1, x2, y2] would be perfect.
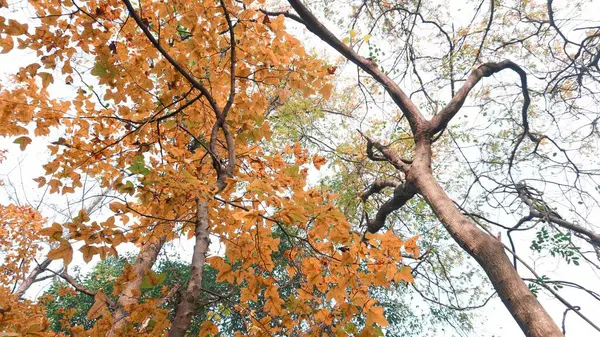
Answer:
[1, 1, 600, 336]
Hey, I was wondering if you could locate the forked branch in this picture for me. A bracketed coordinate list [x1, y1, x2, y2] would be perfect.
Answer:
[287, 0, 427, 134]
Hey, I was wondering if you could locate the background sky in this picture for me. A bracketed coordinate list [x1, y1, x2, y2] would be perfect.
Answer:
[1, 1, 600, 336]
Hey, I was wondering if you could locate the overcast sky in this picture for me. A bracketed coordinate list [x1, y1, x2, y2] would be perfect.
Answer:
[1, 1, 600, 336]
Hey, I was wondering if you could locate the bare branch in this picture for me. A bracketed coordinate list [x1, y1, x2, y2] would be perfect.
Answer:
[430, 60, 534, 139]
[516, 182, 600, 247]
[287, 0, 427, 134]
[361, 180, 401, 201]
[14, 258, 51, 299]
[366, 182, 417, 233]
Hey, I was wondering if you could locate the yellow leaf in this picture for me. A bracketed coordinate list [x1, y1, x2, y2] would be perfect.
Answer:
[233, 210, 262, 223]
[247, 178, 273, 194]
[163, 119, 177, 130]
[363, 34, 371, 42]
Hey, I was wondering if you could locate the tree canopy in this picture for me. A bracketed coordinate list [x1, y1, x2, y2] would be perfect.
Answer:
[1, 0, 599, 336]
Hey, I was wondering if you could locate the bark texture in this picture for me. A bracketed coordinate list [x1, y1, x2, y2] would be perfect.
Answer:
[411, 158, 563, 337]
[14, 258, 51, 299]
[107, 238, 164, 337]
[281, 2, 566, 335]
[168, 199, 210, 337]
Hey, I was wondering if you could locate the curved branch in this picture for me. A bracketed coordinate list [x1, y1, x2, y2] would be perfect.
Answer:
[287, 0, 427, 134]
[367, 182, 417, 233]
[359, 130, 411, 171]
[121, 0, 222, 117]
[430, 60, 534, 138]
[361, 180, 400, 201]
[516, 182, 600, 247]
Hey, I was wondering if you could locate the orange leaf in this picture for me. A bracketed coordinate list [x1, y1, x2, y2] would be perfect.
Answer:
[33, 176, 46, 188]
[86, 290, 110, 320]
[47, 239, 73, 265]
[199, 321, 219, 336]
[321, 83, 333, 99]
[365, 305, 388, 327]
[79, 245, 98, 263]
[404, 235, 420, 258]
[39, 222, 63, 240]
[13, 136, 31, 151]
[312, 154, 327, 170]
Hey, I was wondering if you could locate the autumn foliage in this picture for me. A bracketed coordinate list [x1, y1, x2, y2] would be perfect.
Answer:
[0, 0, 417, 336]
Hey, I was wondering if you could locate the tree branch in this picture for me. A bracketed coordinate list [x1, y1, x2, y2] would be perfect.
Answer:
[14, 258, 52, 299]
[259, 9, 305, 25]
[366, 182, 417, 233]
[168, 199, 210, 337]
[287, 0, 427, 134]
[358, 130, 411, 171]
[430, 60, 534, 138]
[121, 0, 222, 117]
[361, 180, 401, 201]
[516, 182, 600, 247]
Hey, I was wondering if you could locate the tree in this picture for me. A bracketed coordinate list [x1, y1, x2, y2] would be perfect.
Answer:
[42, 233, 458, 337]
[1, 0, 416, 336]
[275, 1, 600, 336]
[42, 256, 218, 335]
[1, 0, 600, 337]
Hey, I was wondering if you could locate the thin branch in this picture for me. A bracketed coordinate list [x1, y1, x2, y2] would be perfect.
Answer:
[121, 0, 222, 117]
[287, 0, 427, 134]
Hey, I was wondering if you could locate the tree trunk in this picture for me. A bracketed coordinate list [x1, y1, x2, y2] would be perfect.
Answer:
[107, 238, 164, 337]
[168, 199, 210, 337]
[14, 258, 51, 299]
[409, 140, 563, 337]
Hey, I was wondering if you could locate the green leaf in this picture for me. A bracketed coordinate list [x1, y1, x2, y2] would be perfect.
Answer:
[129, 155, 150, 176]
[91, 55, 118, 82]
[118, 180, 135, 195]
[141, 271, 167, 289]
[163, 119, 177, 130]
